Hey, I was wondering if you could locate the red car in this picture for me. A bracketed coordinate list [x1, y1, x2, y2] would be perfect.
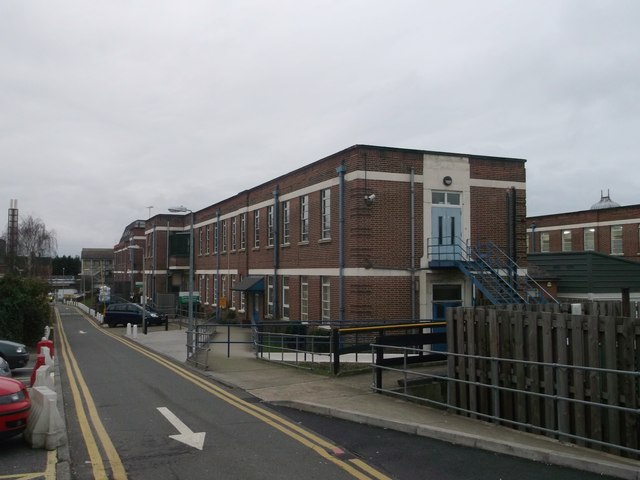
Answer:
[0, 377, 30, 439]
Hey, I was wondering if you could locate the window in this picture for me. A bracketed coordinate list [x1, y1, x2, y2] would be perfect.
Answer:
[199, 275, 204, 301]
[267, 205, 275, 246]
[584, 228, 595, 251]
[254, 210, 260, 248]
[321, 189, 331, 240]
[432, 191, 460, 205]
[222, 220, 227, 253]
[221, 275, 227, 302]
[240, 281, 246, 311]
[213, 275, 218, 305]
[213, 223, 219, 254]
[231, 275, 236, 308]
[281, 277, 289, 319]
[321, 276, 330, 323]
[266, 276, 274, 317]
[240, 213, 246, 250]
[300, 276, 308, 322]
[562, 230, 572, 252]
[300, 195, 309, 242]
[205, 275, 210, 304]
[198, 227, 203, 255]
[611, 225, 623, 255]
[540, 232, 550, 253]
[205, 225, 210, 254]
[231, 217, 237, 251]
[282, 201, 290, 245]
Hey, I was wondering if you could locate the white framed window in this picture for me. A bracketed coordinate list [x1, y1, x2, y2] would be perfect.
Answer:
[205, 225, 210, 254]
[300, 276, 308, 322]
[205, 275, 210, 304]
[240, 278, 246, 311]
[562, 230, 572, 252]
[198, 227, 203, 255]
[222, 220, 227, 253]
[321, 276, 330, 323]
[254, 210, 260, 248]
[282, 201, 290, 245]
[266, 276, 274, 317]
[584, 228, 595, 251]
[432, 191, 461, 205]
[300, 195, 309, 243]
[540, 232, 550, 253]
[611, 225, 623, 255]
[321, 189, 331, 240]
[281, 277, 289, 319]
[231, 217, 237, 251]
[199, 275, 204, 301]
[221, 274, 227, 302]
[231, 275, 236, 308]
[240, 213, 246, 250]
[213, 223, 219, 254]
[213, 275, 218, 305]
[267, 205, 275, 247]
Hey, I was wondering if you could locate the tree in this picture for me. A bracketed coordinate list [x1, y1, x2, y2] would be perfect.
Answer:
[0, 274, 50, 345]
[52, 255, 81, 276]
[17, 215, 57, 277]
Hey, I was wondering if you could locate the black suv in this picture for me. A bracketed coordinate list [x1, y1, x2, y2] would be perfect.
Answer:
[104, 303, 167, 328]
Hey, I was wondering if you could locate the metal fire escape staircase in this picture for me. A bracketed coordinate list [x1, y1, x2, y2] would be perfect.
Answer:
[428, 238, 557, 305]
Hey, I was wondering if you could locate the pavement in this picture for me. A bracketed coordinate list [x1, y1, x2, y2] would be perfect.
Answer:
[128, 323, 640, 480]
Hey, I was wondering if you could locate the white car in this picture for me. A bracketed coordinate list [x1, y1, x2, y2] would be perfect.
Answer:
[0, 357, 11, 377]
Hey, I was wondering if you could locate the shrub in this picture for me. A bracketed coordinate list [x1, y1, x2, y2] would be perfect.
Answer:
[0, 275, 51, 345]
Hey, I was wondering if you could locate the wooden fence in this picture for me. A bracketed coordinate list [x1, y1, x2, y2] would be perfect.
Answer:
[447, 306, 640, 456]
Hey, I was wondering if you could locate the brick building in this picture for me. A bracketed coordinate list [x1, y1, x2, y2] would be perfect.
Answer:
[119, 144, 535, 323]
[527, 192, 640, 301]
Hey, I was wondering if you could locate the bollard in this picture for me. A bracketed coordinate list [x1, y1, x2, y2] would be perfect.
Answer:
[32, 364, 55, 390]
[132, 324, 138, 338]
[126, 323, 132, 336]
[30, 354, 46, 387]
[37, 338, 54, 358]
[41, 346, 54, 368]
[23, 386, 66, 450]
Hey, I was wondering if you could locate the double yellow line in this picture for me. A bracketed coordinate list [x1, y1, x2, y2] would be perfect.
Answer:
[56, 308, 127, 479]
[60, 307, 392, 480]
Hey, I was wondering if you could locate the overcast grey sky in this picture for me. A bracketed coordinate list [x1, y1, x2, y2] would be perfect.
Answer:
[2, 1, 639, 257]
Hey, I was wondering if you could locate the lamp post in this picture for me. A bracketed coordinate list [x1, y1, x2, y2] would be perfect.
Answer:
[169, 205, 194, 357]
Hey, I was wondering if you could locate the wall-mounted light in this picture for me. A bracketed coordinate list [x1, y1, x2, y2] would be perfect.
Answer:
[364, 193, 376, 205]
[443, 176, 453, 186]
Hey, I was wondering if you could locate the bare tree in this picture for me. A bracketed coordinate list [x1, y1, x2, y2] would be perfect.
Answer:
[18, 216, 57, 276]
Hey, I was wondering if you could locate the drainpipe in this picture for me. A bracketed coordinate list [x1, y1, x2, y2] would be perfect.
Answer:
[337, 164, 346, 324]
[273, 188, 280, 318]
[166, 221, 170, 293]
[216, 210, 221, 321]
[410, 168, 416, 321]
[152, 224, 157, 304]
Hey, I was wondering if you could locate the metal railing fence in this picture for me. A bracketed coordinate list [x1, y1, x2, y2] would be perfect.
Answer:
[186, 323, 217, 370]
[371, 343, 640, 459]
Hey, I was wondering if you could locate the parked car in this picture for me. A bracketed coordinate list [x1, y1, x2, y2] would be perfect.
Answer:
[0, 377, 30, 439]
[0, 357, 11, 377]
[0, 340, 29, 370]
[104, 303, 168, 328]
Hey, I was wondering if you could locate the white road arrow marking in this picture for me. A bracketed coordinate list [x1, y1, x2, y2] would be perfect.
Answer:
[157, 407, 206, 450]
[79, 330, 86, 334]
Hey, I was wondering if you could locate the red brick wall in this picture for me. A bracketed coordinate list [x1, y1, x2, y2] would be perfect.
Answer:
[529, 205, 640, 261]
[137, 146, 527, 322]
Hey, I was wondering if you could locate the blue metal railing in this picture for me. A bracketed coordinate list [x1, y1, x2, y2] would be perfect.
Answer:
[427, 237, 557, 305]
